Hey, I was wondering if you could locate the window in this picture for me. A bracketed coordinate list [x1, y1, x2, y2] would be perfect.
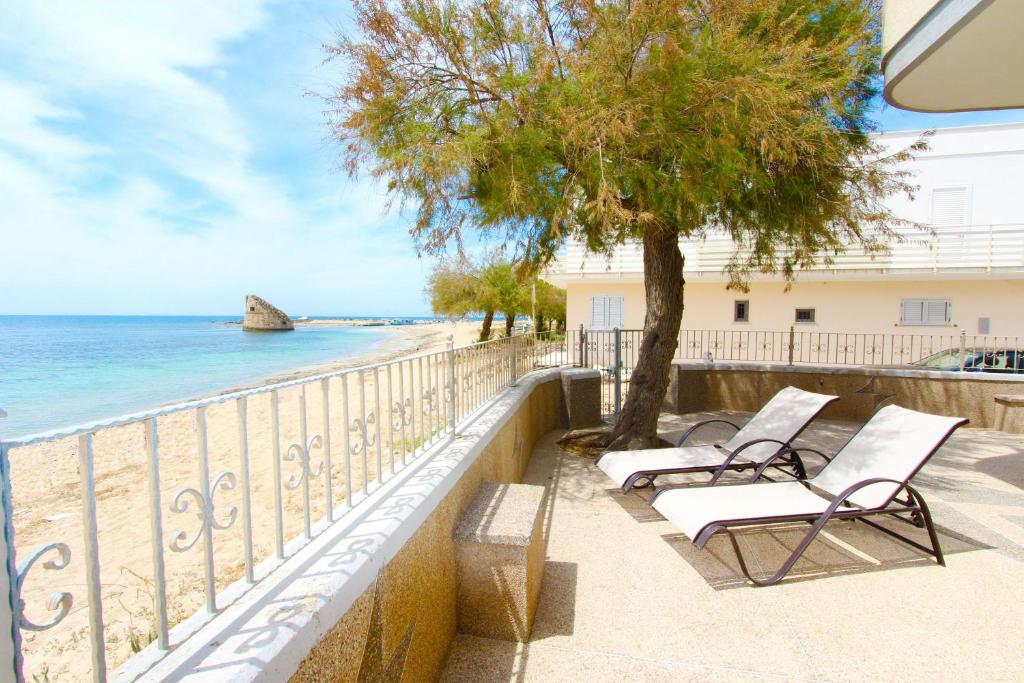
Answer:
[930, 186, 971, 228]
[795, 308, 816, 324]
[900, 298, 951, 326]
[734, 300, 749, 323]
[588, 295, 624, 330]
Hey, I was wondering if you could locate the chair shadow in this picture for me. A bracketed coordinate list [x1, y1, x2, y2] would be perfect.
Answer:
[660, 518, 990, 590]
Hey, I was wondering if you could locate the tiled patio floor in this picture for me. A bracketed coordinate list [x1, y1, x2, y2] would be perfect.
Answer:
[440, 411, 1024, 682]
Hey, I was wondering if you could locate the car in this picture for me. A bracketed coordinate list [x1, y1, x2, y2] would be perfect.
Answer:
[911, 347, 1024, 374]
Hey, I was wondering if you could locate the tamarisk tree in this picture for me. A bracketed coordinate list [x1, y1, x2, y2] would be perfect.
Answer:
[327, 0, 920, 449]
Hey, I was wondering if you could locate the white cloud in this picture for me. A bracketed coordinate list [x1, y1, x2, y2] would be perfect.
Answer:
[0, 1, 431, 315]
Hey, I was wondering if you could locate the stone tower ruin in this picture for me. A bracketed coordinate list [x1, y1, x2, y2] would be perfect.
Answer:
[243, 294, 294, 331]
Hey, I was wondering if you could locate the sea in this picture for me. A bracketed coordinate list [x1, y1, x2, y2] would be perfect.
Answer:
[0, 315, 431, 439]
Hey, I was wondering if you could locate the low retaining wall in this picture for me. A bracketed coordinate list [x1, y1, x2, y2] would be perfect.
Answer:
[667, 362, 1024, 432]
[137, 369, 565, 682]
[290, 372, 562, 681]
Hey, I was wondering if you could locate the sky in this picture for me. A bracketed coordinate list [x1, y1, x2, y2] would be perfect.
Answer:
[1, 1, 1023, 317]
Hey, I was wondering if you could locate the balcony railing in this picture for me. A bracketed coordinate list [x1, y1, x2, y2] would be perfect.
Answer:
[0, 332, 570, 682]
[544, 224, 1024, 279]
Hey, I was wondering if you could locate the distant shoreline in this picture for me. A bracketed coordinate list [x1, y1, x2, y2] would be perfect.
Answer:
[209, 322, 472, 398]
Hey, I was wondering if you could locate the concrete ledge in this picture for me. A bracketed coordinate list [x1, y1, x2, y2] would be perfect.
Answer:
[454, 483, 545, 642]
[675, 361, 1024, 383]
[671, 361, 1024, 432]
[454, 482, 544, 546]
[560, 368, 602, 429]
[129, 368, 564, 682]
[994, 394, 1024, 432]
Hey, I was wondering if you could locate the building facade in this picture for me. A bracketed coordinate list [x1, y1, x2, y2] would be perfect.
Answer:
[543, 123, 1024, 339]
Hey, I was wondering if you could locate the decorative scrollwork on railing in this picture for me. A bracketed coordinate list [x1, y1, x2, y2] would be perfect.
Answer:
[421, 387, 437, 415]
[392, 397, 413, 429]
[350, 413, 376, 455]
[283, 435, 323, 490]
[16, 542, 73, 632]
[169, 471, 238, 553]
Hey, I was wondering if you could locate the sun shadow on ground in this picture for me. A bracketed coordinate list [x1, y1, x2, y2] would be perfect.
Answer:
[439, 559, 578, 683]
[660, 518, 990, 590]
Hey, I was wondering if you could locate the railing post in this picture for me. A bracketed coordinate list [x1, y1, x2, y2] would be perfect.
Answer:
[0, 427, 20, 682]
[578, 324, 586, 367]
[508, 334, 518, 386]
[959, 330, 967, 371]
[787, 326, 795, 366]
[446, 334, 456, 433]
[613, 328, 622, 419]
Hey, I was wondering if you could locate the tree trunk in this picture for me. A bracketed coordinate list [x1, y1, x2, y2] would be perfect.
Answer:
[536, 312, 545, 334]
[479, 309, 494, 342]
[504, 311, 515, 337]
[607, 226, 685, 450]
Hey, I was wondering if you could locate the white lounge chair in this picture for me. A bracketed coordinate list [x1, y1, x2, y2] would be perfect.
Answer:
[596, 387, 839, 492]
[651, 405, 968, 585]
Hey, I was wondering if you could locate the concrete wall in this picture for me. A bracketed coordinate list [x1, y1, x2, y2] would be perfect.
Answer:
[667, 361, 1024, 432]
[289, 377, 563, 682]
[566, 278, 1024, 338]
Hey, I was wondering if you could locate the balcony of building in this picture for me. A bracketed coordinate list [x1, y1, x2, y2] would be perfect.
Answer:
[882, 0, 1024, 113]
[541, 225, 1024, 286]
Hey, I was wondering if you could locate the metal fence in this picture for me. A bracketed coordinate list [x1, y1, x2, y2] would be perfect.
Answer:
[0, 332, 568, 682]
[677, 327, 1024, 370]
[568, 326, 1024, 418]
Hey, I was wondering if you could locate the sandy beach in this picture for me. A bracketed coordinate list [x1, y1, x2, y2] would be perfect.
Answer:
[9, 320, 481, 681]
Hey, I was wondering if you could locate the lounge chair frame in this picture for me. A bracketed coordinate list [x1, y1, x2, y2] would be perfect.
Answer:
[651, 421, 967, 586]
[600, 429, 819, 493]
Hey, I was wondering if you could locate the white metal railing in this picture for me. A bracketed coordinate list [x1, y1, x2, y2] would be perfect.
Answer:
[567, 326, 1024, 417]
[545, 224, 1024, 278]
[0, 332, 569, 682]
[676, 328, 1024, 370]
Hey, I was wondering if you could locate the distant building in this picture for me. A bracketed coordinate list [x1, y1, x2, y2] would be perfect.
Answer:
[243, 294, 294, 331]
[542, 123, 1024, 338]
[882, 1, 1023, 112]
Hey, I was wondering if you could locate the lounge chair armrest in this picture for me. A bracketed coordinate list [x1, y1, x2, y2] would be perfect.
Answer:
[748, 447, 832, 483]
[824, 477, 907, 511]
[708, 438, 788, 484]
[675, 419, 741, 447]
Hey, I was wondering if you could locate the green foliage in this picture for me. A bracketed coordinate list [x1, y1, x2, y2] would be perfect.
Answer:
[535, 280, 566, 330]
[327, 0, 917, 283]
[426, 260, 481, 320]
[425, 254, 531, 336]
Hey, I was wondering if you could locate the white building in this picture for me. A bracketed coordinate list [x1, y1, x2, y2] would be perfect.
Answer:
[542, 123, 1024, 338]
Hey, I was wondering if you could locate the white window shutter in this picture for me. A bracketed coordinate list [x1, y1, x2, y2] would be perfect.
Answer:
[607, 296, 624, 329]
[589, 296, 608, 329]
[901, 298, 950, 326]
[926, 300, 950, 324]
[930, 187, 970, 228]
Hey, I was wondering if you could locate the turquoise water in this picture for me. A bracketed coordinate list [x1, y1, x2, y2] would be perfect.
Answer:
[0, 316, 401, 439]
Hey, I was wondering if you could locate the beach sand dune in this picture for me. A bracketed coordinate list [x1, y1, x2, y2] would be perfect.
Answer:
[9, 321, 482, 681]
